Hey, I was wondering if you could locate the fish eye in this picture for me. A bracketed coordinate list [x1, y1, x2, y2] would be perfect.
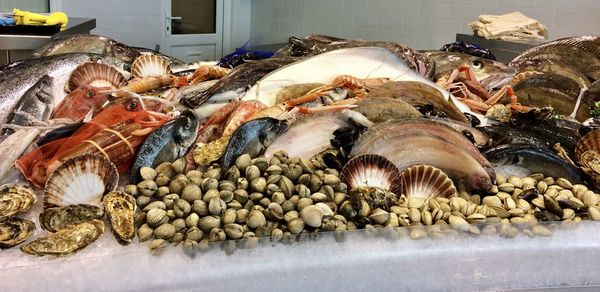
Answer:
[471, 60, 483, 70]
[127, 100, 139, 111]
[86, 91, 95, 98]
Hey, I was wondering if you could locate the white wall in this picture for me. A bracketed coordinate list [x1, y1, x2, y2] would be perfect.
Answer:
[250, 0, 600, 49]
[1, 0, 48, 12]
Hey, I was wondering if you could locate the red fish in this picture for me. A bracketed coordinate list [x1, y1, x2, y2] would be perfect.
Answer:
[52, 85, 110, 121]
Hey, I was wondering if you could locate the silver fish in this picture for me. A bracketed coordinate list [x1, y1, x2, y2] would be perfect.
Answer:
[0, 53, 128, 126]
[1, 75, 53, 138]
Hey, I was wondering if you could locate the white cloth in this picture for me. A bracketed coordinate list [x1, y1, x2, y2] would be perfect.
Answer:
[469, 11, 548, 41]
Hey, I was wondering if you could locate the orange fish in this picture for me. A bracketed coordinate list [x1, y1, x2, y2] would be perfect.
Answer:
[52, 85, 111, 121]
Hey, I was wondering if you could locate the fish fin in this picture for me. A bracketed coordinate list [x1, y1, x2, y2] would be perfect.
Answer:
[68, 63, 127, 92]
[82, 109, 94, 123]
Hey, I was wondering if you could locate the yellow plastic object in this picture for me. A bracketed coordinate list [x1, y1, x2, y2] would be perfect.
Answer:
[12, 9, 68, 29]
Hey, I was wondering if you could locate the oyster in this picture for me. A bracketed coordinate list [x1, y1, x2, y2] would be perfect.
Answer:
[0, 217, 35, 249]
[39, 204, 104, 233]
[44, 153, 119, 209]
[340, 154, 402, 195]
[21, 220, 104, 256]
[399, 165, 457, 199]
[0, 184, 37, 222]
[103, 191, 136, 245]
[131, 54, 171, 78]
[348, 186, 400, 211]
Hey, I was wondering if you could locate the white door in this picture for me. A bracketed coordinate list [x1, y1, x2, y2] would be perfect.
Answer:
[162, 0, 224, 63]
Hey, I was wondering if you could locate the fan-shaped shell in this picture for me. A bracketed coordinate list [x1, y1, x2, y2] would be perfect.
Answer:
[131, 54, 171, 78]
[340, 154, 402, 195]
[0, 217, 35, 249]
[0, 184, 37, 222]
[67, 62, 127, 92]
[400, 165, 456, 199]
[44, 153, 119, 209]
[576, 129, 600, 163]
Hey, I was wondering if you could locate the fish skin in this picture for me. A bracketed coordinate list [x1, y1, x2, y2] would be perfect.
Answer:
[509, 59, 591, 89]
[36, 122, 84, 146]
[509, 36, 600, 81]
[180, 57, 298, 108]
[484, 144, 586, 184]
[422, 50, 516, 89]
[0, 128, 41, 179]
[221, 118, 289, 171]
[0, 53, 127, 126]
[351, 96, 421, 124]
[130, 111, 199, 184]
[1, 75, 53, 137]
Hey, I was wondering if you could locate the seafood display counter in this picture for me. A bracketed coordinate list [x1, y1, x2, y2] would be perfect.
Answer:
[0, 17, 95, 65]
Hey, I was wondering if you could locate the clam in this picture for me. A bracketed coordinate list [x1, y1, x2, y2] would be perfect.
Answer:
[399, 165, 456, 199]
[131, 54, 171, 78]
[0, 217, 35, 249]
[0, 184, 37, 221]
[340, 154, 402, 195]
[21, 220, 104, 256]
[44, 153, 118, 209]
[103, 191, 136, 245]
[40, 204, 104, 232]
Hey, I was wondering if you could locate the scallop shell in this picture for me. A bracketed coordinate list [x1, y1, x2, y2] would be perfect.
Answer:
[340, 154, 402, 195]
[103, 191, 136, 245]
[44, 154, 119, 209]
[0, 217, 35, 249]
[39, 204, 105, 233]
[67, 62, 127, 92]
[576, 129, 600, 163]
[400, 165, 457, 199]
[0, 184, 37, 222]
[131, 54, 171, 78]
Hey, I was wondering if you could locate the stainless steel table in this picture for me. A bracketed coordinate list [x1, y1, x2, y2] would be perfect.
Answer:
[0, 17, 96, 64]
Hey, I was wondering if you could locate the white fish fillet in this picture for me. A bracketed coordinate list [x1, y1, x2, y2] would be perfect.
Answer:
[241, 47, 477, 119]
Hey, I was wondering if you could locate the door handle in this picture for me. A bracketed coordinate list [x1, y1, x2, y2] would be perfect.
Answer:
[166, 16, 182, 20]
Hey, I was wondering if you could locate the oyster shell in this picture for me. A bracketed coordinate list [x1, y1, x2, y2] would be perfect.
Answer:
[44, 153, 119, 209]
[0, 217, 35, 249]
[400, 165, 456, 199]
[131, 54, 171, 78]
[348, 186, 400, 211]
[39, 204, 104, 233]
[0, 184, 37, 222]
[103, 191, 136, 245]
[340, 154, 402, 195]
[67, 62, 127, 92]
[21, 220, 104, 256]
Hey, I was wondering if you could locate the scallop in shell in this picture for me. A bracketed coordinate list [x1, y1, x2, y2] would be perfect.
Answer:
[0, 217, 35, 249]
[20, 220, 104, 256]
[44, 153, 119, 209]
[340, 154, 402, 195]
[576, 129, 600, 163]
[67, 62, 127, 92]
[131, 54, 171, 78]
[0, 184, 37, 222]
[400, 165, 456, 199]
[103, 191, 136, 245]
[39, 204, 105, 233]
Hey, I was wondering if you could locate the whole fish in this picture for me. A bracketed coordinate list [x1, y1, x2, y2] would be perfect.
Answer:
[0, 53, 127, 126]
[1, 75, 53, 137]
[440, 41, 497, 60]
[422, 51, 515, 89]
[509, 36, 600, 81]
[130, 111, 199, 183]
[181, 57, 298, 108]
[484, 144, 586, 184]
[52, 85, 111, 122]
[264, 114, 351, 160]
[221, 118, 288, 171]
[275, 34, 435, 79]
[351, 120, 494, 191]
[509, 59, 590, 90]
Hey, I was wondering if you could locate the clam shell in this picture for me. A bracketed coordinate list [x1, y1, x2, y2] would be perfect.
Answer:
[0, 217, 35, 249]
[576, 129, 600, 163]
[67, 62, 127, 92]
[39, 204, 104, 233]
[103, 191, 136, 245]
[131, 54, 171, 78]
[20, 220, 104, 256]
[0, 184, 37, 222]
[44, 154, 119, 209]
[400, 165, 456, 199]
[340, 154, 402, 195]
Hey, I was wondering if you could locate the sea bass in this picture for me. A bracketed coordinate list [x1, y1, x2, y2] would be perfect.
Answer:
[130, 111, 199, 183]
[422, 51, 516, 89]
[0, 53, 128, 126]
[1, 75, 53, 137]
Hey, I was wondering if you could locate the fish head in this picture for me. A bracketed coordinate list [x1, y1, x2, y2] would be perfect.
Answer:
[474, 59, 516, 90]
[34, 75, 54, 105]
[468, 172, 494, 192]
[73, 85, 111, 108]
[173, 110, 200, 148]
[259, 118, 289, 146]
[322, 87, 348, 103]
